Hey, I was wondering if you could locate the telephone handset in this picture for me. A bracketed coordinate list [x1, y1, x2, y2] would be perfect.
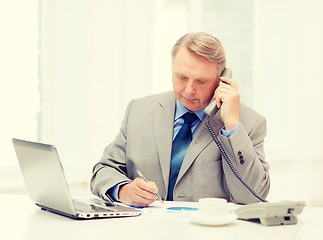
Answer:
[204, 67, 232, 116]
[203, 67, 305, 226]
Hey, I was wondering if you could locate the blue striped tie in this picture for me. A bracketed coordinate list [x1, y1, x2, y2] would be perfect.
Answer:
[167, 112, 198, 200]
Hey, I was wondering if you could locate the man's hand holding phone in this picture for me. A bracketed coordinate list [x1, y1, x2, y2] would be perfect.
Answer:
[214, 76, 240, 131]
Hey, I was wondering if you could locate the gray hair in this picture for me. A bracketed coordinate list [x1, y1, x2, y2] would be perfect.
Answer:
[172, 32, 226, 73]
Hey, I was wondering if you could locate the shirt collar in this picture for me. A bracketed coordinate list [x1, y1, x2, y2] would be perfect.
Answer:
[174, 99, 206, 122]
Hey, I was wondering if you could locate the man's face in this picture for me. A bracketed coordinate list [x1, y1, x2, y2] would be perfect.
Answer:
[172, 47, 220, 111]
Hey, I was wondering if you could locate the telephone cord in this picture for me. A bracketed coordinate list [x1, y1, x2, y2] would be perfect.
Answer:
[205, 119, 267, 203]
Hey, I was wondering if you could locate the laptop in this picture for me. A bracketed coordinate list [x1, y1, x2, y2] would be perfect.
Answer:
[12, 138, 141, 220]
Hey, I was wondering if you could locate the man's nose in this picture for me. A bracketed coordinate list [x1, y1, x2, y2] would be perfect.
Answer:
[184, 80, 195, 95]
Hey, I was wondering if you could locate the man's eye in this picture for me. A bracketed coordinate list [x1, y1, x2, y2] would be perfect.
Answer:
[196, 80, 206, 85]
[179, 76, 188, 81]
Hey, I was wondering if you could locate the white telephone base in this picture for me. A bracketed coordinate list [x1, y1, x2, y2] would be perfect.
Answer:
[235, 200, 305, 226]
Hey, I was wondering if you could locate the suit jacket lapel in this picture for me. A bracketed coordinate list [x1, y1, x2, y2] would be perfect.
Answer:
[177, 110, 224, 182]
[153, 93, 175, 190]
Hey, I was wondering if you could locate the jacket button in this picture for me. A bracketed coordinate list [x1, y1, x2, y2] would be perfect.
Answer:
[238, 151, 243, 156]
[239, 155, 244, 164]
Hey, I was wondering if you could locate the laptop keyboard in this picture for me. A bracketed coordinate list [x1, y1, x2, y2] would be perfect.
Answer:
[73, 200, 115, 213]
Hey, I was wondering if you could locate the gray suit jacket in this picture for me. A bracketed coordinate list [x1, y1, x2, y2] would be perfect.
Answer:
[90, 91, 270, 204]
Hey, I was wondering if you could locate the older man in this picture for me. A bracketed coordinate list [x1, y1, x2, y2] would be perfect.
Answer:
[90, 32, 270, 207]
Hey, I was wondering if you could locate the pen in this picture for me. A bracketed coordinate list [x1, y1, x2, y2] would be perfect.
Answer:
[136, 169, 164, 204]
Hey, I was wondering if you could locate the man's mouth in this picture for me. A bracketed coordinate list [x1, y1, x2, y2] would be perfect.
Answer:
[183, 96, 196, 102]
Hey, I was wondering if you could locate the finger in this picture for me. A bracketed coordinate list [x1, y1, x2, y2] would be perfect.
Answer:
[216, 83, 238, 103]
[213, 87, 221, 107]
[131, 199, 153, 208]
[214, 85, 229, 98]
[133, 179, 158, 201]
[215, 92, 222, 108]
[118, 181, 157, 207]
[220, 77, 238, 90]
[217, 85, 230, 94]
[219, 76, 231, 84]
[135, 178, 158, 194]
[136, 189, 157, 201]
[126, 193, 154, 207]
[133, 189, 156, 202]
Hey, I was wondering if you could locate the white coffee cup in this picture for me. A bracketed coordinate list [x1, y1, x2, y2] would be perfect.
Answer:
[198, 198, 228, 218]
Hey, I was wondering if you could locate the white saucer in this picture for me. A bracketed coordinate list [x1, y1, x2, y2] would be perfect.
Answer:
[190, 213, 237, 226]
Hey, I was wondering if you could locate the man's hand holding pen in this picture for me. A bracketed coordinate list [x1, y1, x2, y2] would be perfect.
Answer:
[118, 178, 160, 207]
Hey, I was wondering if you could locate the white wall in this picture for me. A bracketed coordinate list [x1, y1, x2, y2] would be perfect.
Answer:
[39, 0, 181, 180]
[253, 0, 323, 205]
[0, 0, 39, 190]
[288, 0, 323, 162]
[40, 0, 92, 180]
[253, 0, 323, 163]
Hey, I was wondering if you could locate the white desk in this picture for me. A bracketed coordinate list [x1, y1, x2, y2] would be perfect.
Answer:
[1, 194, 322, 240]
